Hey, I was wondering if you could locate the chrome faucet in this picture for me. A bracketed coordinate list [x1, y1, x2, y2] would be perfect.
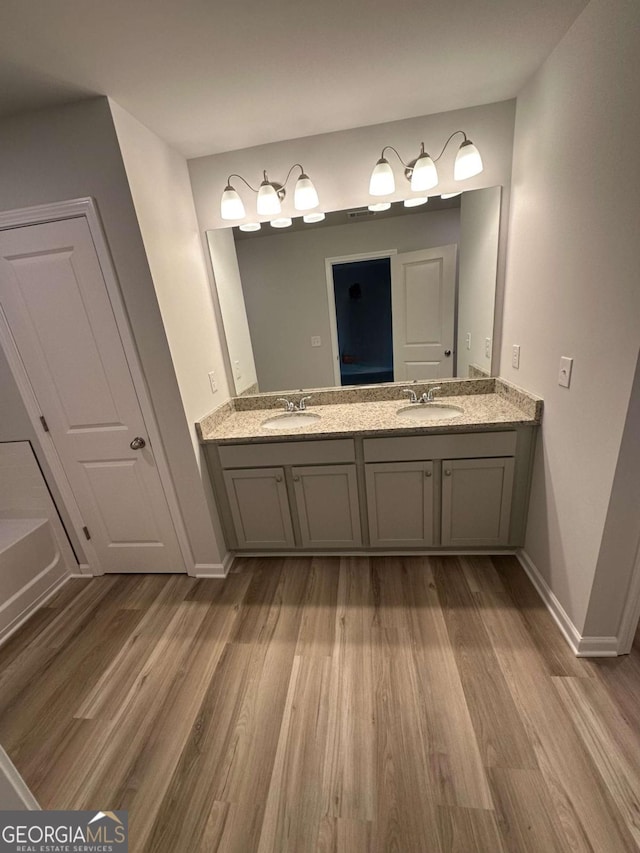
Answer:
[419, 386, 442, 403]
[276, 395, 312, 412]
[402, 388, 418, 404]
[276, 397, 296, 412]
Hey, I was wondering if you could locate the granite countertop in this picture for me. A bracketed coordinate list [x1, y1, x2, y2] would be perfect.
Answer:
[197, 378, 542, 445]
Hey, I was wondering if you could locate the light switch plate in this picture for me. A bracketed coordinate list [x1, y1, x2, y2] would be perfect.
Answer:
[512, 345, 520, 369]
[208, 371, 217, 393]
[558, 356, 573, 388]
[466, 332, 471, 350]
[234, 360, 241, 379]
[311, 336, 322, 348]
[485, 337, 492, 359]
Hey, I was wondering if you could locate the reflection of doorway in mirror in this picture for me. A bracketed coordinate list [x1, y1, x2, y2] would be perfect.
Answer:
[332, 257, 394, 386]
[326, 245, 457, 386]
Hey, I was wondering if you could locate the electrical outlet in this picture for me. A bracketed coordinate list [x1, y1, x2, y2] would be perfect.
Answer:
[466, 332, 471, 350]
[311, 335, 322, 348]
[234, 360, 241, 380]
[208, 371, 217, 393]
[485, 337, 492, 359]
[558, 356, 573, 388]
[512, 345, 520, 369]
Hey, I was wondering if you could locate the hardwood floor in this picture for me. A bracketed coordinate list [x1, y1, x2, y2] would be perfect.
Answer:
[1, 555, 639, 852]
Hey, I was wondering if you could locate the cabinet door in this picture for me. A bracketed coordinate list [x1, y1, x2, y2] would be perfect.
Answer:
[441, 457, 514, 547]
[223, 467, 295, 549]
[292, 465, 361, 548]
[365, 461, 434, 547]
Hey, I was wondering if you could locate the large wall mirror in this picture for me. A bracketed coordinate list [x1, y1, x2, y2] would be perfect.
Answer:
[207, 185, 501, 395]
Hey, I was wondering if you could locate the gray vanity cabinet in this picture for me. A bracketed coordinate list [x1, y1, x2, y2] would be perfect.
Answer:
[441, 457, 514, 546]
[292, 465, 361, 547]
[223, 466, 295, 548]
[366, 461, 434, 547]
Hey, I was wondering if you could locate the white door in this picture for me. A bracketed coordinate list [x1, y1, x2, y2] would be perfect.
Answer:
[391, 245, 456, 380]
[0, 217, 184, 574]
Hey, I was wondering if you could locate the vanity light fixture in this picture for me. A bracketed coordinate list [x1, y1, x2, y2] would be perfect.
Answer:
[238, 222, 261, 232]
[368, 202, 391, 212]
[368, 130, 483, 200]
[220, 164, 320, 221]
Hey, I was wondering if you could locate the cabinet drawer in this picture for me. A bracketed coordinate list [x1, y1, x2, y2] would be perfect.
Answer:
[363, 431, 517, 462]
[219, 438, 355, 469]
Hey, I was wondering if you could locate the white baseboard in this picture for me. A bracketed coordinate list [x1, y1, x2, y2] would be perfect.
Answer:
[194, 552, 234, 579]
[516, 550, 619, 657]
[0, 559, 71, 647]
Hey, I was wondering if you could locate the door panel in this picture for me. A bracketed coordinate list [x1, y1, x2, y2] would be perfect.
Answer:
[391, 245, 456, 380]
[0, 217, 184, 573]
[365, 461, 434, 547]
[441, 457, 514, 546]
[292, 464, 361, 548]
[224, 467, 295, 549]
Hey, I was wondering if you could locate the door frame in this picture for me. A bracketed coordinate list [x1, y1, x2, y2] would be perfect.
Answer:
[0, 198, 193, 576]
[324, 250, 397, 386]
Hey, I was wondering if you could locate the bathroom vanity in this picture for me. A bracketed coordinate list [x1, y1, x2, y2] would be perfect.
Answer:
[198, 378, 542, 555]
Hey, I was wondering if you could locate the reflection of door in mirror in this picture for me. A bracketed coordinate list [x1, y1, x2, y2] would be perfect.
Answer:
[328, 246, 456, 386]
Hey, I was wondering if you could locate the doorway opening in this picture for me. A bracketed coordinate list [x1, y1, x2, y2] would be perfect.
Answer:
[332, 257, 394, 386]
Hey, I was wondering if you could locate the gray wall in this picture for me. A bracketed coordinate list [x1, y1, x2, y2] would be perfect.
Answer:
[501, 0, 640, 635]
[235, 207, 460, 391]
[0, 97, 220, 567]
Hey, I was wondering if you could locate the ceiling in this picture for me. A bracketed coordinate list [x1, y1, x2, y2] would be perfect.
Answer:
[0, 0, 587, 159]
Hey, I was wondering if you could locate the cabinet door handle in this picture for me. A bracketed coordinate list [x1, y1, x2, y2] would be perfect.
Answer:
[425, 470, 432, 477]
[444, 469, 452, 476]
[276, 475, 283, 483]
[293, 476, 300, 482]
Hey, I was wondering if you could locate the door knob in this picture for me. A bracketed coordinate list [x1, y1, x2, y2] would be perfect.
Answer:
[130, 436, 146, 450]
[444, 350, 452, 357]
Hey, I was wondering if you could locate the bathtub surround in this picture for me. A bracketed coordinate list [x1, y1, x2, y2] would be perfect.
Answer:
[0, 442, 72, 643]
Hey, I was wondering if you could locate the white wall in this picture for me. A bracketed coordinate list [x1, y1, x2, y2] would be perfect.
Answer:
[501, 0, 640, 634]
[234, 207, 460, 391]
[189, 100, 515, 231]
[109, 101, 229, 565]
[206, 229, 257, 395]
[457, 187, 501, 378]
[0, 98, 223, 569]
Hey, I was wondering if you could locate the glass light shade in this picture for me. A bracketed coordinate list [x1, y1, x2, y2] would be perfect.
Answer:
[257, 182, 282, 215]
[368, 202, 391, 212]
[369, 159, 395, 196]
[220, 186, 246, 220]
[454, 140, 483, 180]
[270, 217, 292, 228]
[294, 174, 319, 211]
[403, 197, 429, 207]
[239, 222, 261, 232]
[303, 212, 325, 223]
[440, 191, 462, 199]
[410, 154, 438, 191]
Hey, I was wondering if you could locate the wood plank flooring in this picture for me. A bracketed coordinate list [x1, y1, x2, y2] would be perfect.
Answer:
[1, 555, 639, 852]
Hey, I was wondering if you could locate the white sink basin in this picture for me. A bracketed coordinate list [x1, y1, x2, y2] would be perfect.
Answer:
[396, 403, 464, 422]
[262, 411, 321, 430]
